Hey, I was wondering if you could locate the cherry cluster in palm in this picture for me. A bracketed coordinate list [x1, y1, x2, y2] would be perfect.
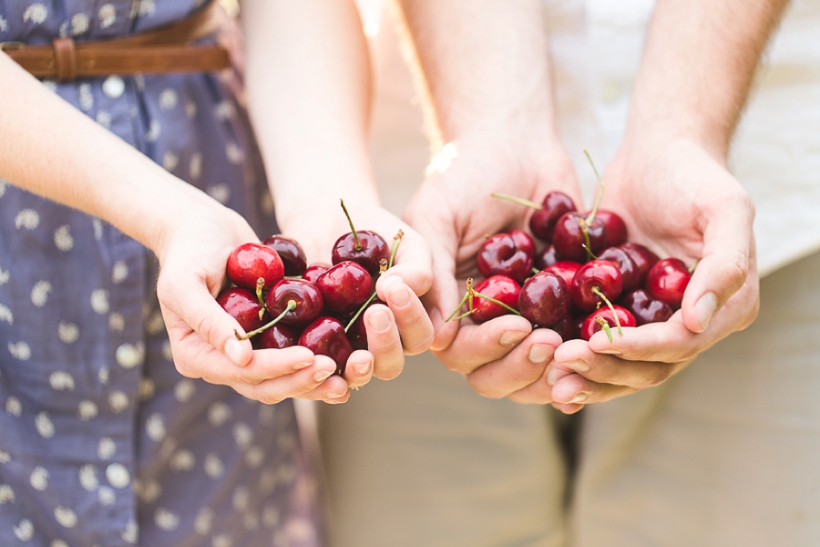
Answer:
[217, 201, 400, 375]
[451, 154, 693, 342]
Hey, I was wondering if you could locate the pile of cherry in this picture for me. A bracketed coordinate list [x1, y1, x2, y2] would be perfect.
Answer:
[216, 201, 400, 375]
[452, 166, 693, 342]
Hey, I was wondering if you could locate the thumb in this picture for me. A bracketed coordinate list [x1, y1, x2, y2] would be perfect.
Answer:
[681, 201, 754, 334]
[157, 270, 254, 367]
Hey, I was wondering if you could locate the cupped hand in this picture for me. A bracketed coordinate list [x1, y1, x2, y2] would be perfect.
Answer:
[403, 133, 582, 398]
[548, 138, 759, 412]
[279, 202, 435, 381]
[154, 200, 361, 405]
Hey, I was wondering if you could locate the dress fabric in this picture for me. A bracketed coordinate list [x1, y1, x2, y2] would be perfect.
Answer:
[0, 2, 320, 546]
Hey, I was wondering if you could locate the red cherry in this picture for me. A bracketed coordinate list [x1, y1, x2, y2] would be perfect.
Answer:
[332, 230, 389, 277]
[346, 299, 384, 350]
[299, 317, 354, 375]
[469, 275, 521, 324]
[598, 246, 640, 293]
[256, 324, 300, 350]
[303, 263, 330, 284]
[589, 209, 627, 247]
[263, 235, 307, 277]
[544, 261, 582, 289]
[620, 289, 673, 325]
[217, 287, 268, 333]
[546, 317, 576, 341]
[570, 260, 623, 311]
[530, 191, 577, 242]
[226, 242, 284, 291]
[265, 278, 324, 326]
[620, 243, 660, 286]
[316, 261, 373, 315]
[580, 305, 637, 341]
[552, 212, 607, 263]
[477, 229, 535, 284]
[534, 244, 559, 270]
[645, 258, 691, 309]
[518, 271, 571, 327]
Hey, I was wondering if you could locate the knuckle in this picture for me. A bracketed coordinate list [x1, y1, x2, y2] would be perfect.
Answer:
[643, 366, 673, 388]
[466, 376, 504, 399]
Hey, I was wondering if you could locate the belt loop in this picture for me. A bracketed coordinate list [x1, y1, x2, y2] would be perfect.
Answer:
[52, 37, 77, 82]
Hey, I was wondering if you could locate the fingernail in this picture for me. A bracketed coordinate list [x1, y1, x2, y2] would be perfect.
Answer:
[546, 367, 563, 386]
[293, 360, 313, 371]
[326, 400, 344, 405]
[695, 292, 718, 331]
[368, 310, 391, 333]
[559, 359, 589, 373]
[314, 370, 334, 383]
[326, 391, 347, 399]
[354, 360, 372, 375]
[596, 348, 621, 355]
[224, 339, 245, 366]
[500, 331, 528, 346]
[389, 286, 412, 308]
[567, 392, 588, 404]
[528, 344, 552, 364]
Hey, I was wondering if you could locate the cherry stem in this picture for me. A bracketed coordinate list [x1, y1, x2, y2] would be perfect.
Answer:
[389, 230, 404, 269]
[688, 260, 698, 274]
[532, 267, 541, 275]
[453, 310, 475, 321]
[579, 217, 595, 261]
[339, 199, 362, 251]
[445, 278, 474, 322]
[595, 316, 614, 343]
[591, 286, 623, 336]
[491, 193, 543, 210]
[581, 243, 599, 261]
[471, 290, 521, 316]
[255, 277, 266, 320]
[236, 300, 296, 340]
[584, 149, 605, 224]
[344, 291, 380, 333]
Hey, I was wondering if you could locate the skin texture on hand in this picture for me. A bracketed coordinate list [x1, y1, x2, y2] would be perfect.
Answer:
[404, 135, 581, 399]
[541, 139, 759, 413]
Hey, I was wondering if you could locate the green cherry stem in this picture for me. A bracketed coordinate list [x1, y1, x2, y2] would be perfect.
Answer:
[491, 193, 543, 210]
[344, 291, 380, 333]
[591, 286, 623, 336]
[595, 316, 614, 343]
[471, 291, 522, 316]
[688, 260, 698, 274]
[579, 217, 595, 262]
[339, 198, 362, 251]
[583, 149, 605, 225]
[388, 230, 404, 269]
[236, 299, 296, 340]
[532, 267, 541, 275]
[445, 291, 472, 323]
[453, 310, 475, 321]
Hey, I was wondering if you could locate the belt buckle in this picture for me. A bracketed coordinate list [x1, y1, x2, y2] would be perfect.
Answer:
[0, 41, 26, 51]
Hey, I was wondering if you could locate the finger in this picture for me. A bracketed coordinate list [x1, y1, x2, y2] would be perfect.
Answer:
[298, 372, 352, 404]
[377, 276, 434, 355]
[550, 372, 637, 405]
[550, 402, 586, 415]
[507, 362, 554, 405]
[157, 273, 253, 367]
[433, 314, 533, 374]
[380, 229, 434, 298]
[423, 242, 462, 351]
[242, 355, 344, 404]
[553, 339, 684, 390]
[342, 349, 374, 389]
[363, 305, 405, 380]
[682, 193, 755, 333]
[465, 328, 561, 398]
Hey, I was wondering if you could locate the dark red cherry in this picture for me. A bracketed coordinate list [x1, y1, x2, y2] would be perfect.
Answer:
[316, 261, 373, 315]
[256, 324, 300, 350]
[469, 275, 521, 324]
[477, 229, 535, 284]
[217, 287, 268, 333]
[598, 246, 640, 293]
[263, 235, 307, 277]
[580, 305, 637, 341]
[620, 243, 659, 286]
[552, 212, 607, 263]
[299, 317, 354, 375]
[544, 261, 582, 289]
[346, 299, 384, 350]
[589, 209, 627, 247]
[570, 260, 623, 311]
[303, 263, 330, 284]
[547, 317, 577, 341]
[265, 278, 323, 326]
[620, 289, 673, 325]
[645, 258, 691, 310]
[534, 245, 559, 270]
[226, 242, 285, 291]
[332, 230, 389, 277]
[518, 271, 571, 327]
[529, 191, 577, 242]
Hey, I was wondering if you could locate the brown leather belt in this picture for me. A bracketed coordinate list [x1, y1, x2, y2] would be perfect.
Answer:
[0, 2, 229, 82]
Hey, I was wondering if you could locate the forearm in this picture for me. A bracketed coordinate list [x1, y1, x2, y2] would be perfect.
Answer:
[625, 0, 790, 158]
[0, 55, 214, 253]
[242, 0, 377, 230]
[397, 0, 556, 148]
